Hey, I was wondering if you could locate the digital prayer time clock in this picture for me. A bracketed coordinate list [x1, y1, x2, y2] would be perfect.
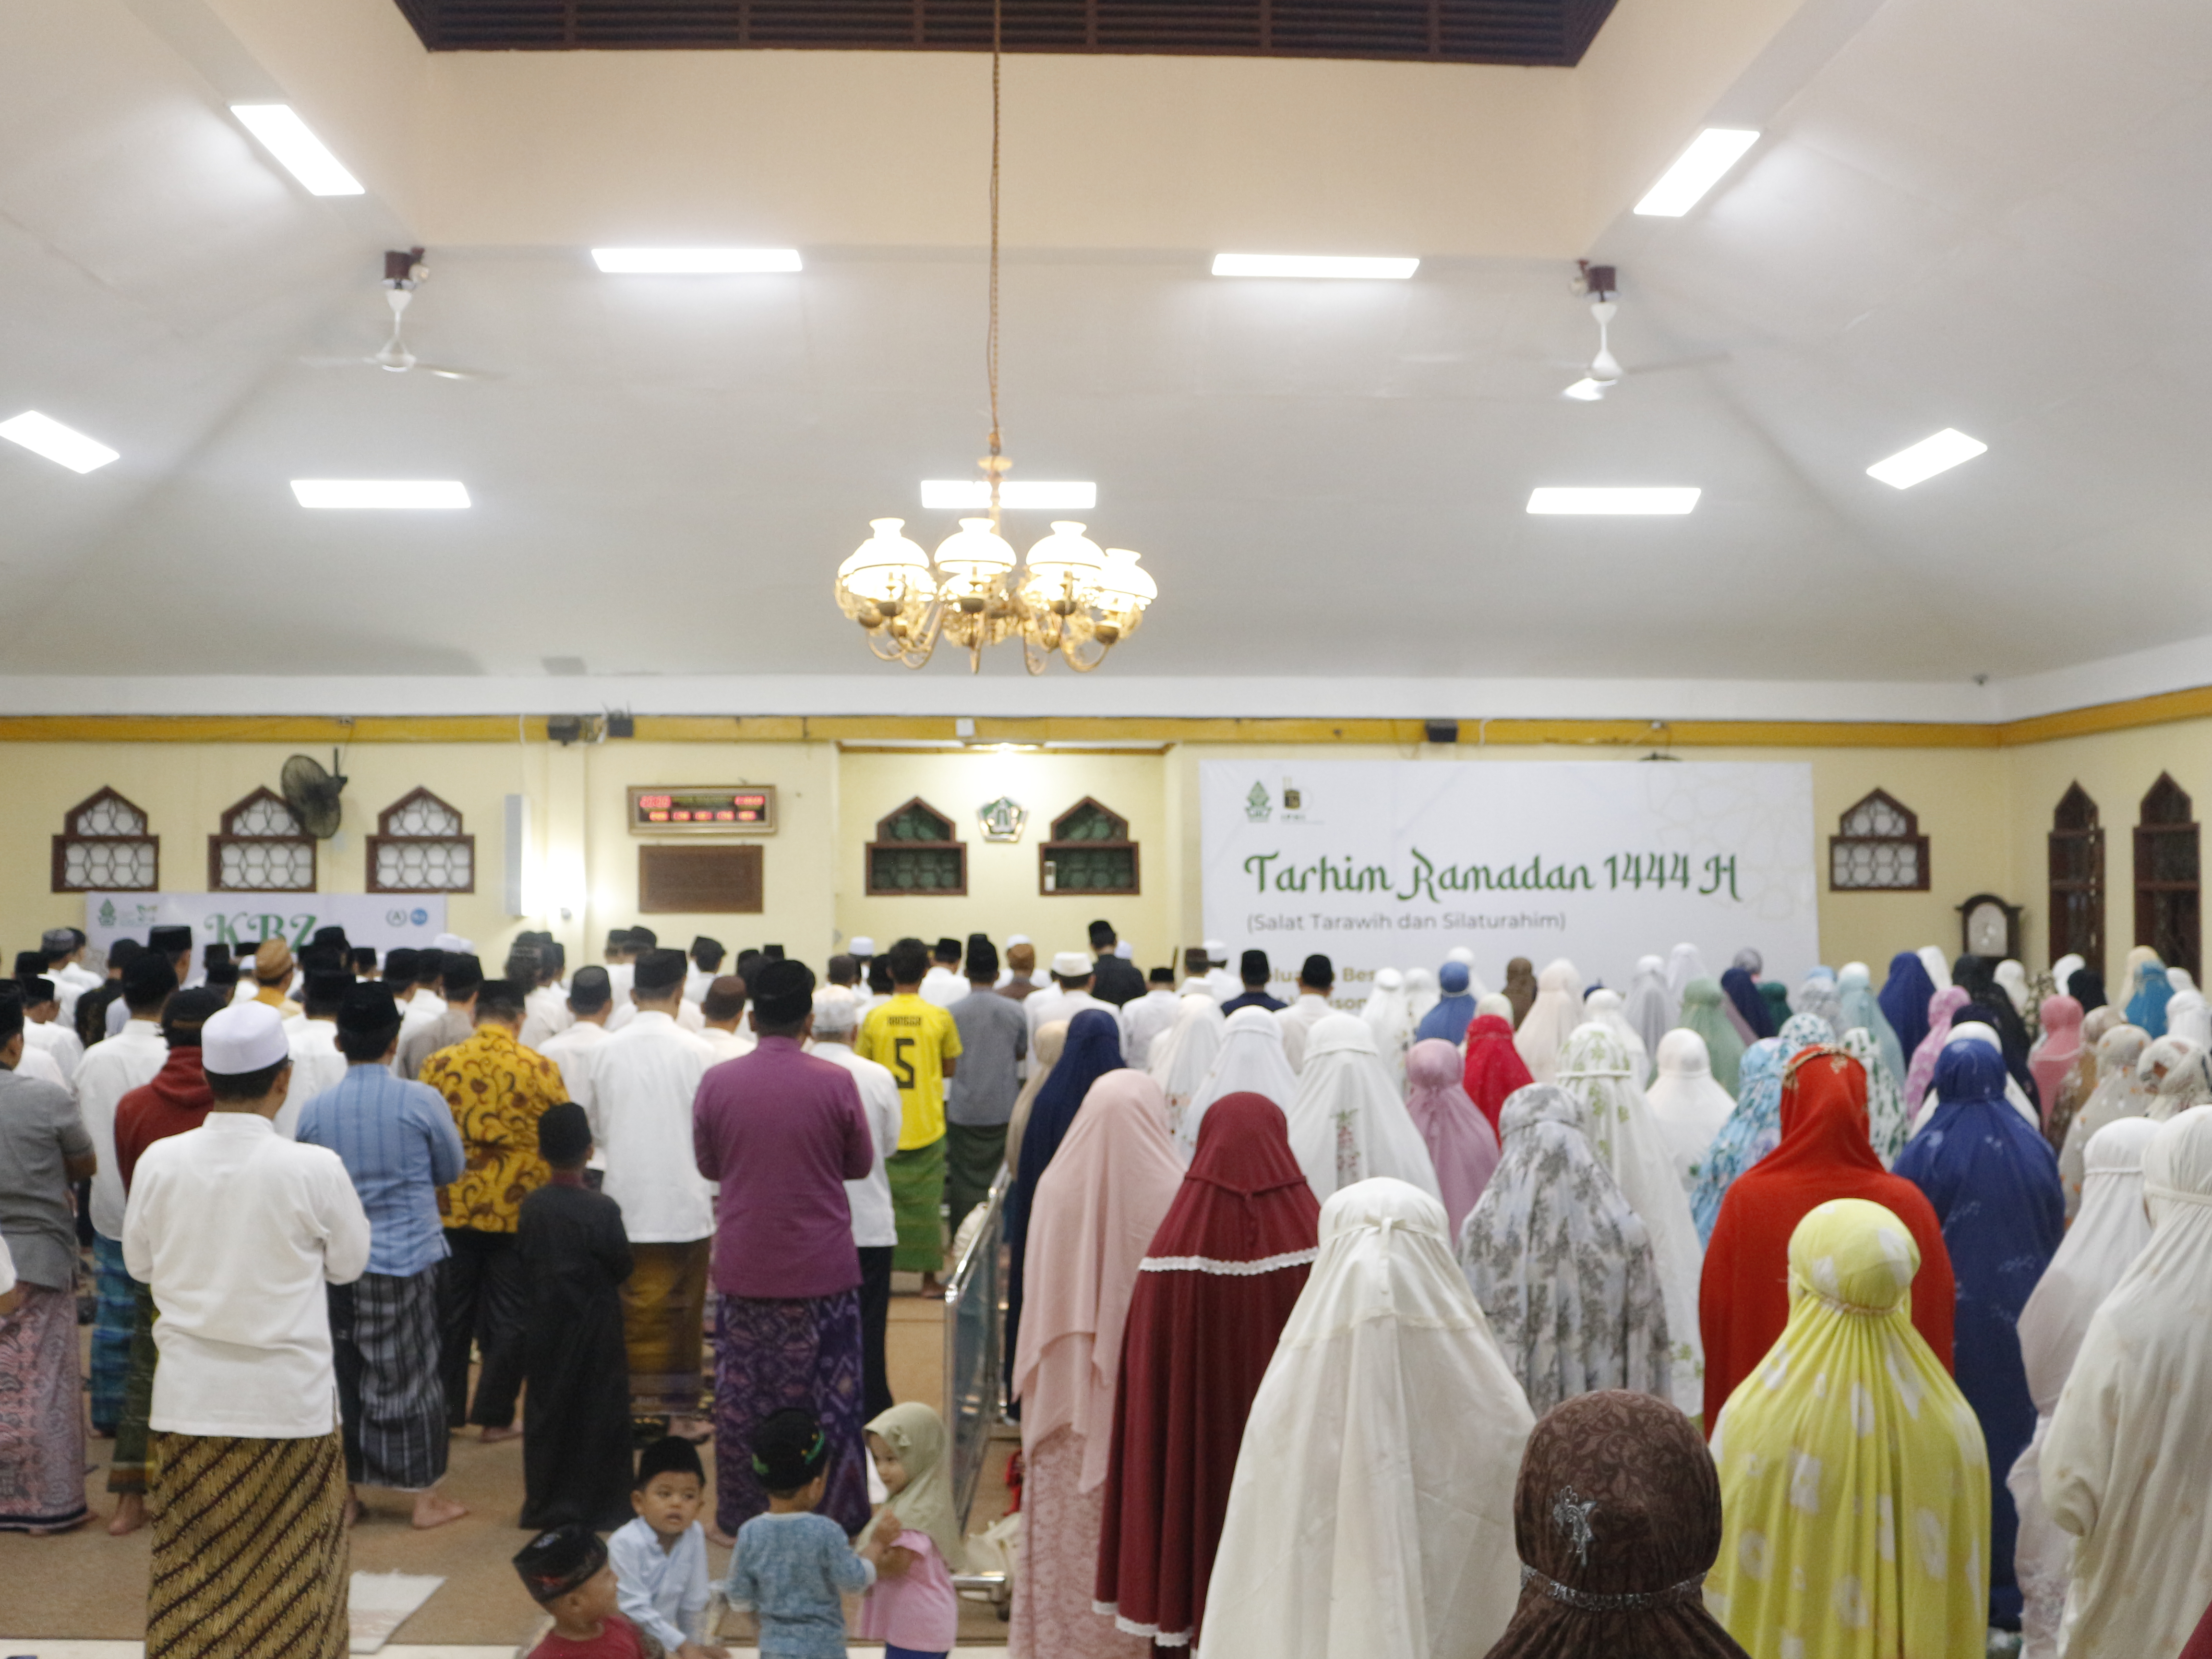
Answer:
[626, 786, 777, 835]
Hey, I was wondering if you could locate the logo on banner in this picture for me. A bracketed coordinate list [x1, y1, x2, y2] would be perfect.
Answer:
[1244, 781, 1272, 822]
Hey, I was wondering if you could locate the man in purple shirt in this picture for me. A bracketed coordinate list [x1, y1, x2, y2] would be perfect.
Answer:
[692, 957, 874, 1542]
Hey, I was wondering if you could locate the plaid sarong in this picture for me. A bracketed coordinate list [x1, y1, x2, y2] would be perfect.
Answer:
[90, 1234, 135, 1435]
[331, 1267, 448, 1491]
[147, 1427, 348, 1659]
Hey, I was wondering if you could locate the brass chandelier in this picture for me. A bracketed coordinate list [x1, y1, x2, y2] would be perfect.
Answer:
[832, 2, 1156, 673]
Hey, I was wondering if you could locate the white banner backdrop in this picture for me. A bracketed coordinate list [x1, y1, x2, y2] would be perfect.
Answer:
[1200, 761, 1818, 1003]
[82, 892, 448, 962]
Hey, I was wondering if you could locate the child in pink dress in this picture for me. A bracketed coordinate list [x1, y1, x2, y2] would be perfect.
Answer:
[857, 1403, 964, 1659]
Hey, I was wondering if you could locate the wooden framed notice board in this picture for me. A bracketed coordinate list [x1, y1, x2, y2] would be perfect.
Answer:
[639, 844, 764, 913]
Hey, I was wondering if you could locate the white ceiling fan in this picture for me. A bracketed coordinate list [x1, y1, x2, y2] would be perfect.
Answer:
[301, 249, 501, 380]
[1562, 262, 1727, 400]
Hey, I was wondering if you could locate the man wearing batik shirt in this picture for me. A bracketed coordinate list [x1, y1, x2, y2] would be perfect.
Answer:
[420, 978, 565, 1438]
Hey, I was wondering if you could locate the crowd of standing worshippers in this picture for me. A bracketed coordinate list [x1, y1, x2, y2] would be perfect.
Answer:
[8, 919, 2212, 1659]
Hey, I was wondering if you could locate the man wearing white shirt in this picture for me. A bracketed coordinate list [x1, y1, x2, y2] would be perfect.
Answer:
[804, 990, 904, 1420]
[16, 967, 84, 1087]
[75, 952, 175, 1437]
[699, 975, 757, 1064]
[44, 927, 100, 1023]
[537, 966, 615, 1105]
[1024, 951, 1113, 1050]
[1274, 953, 1338, 1073]
[919, 937, 967, 1010]
[685, 936, 724, 1005]
[123, 999, 370, 1656]
[1120, 966, 1183, 1069]
[397, 948, 446, 1046]
[577, 948, 717, 1436]
[279, 972, 353, 1139]
[1201, 939, 1239, 1005]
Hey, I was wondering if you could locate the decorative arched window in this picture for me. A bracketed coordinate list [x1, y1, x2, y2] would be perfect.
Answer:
[209, 788, 316, 892]
[1828, 789, 1928, 891]
[1041, 797, 1140, 895]
[2048, 783, 2103, 974]
[2135, 773, 2199, 979]
[866, 798, 966, 895]
[52, 788, 159, 892]
[367, 788, 475, 893]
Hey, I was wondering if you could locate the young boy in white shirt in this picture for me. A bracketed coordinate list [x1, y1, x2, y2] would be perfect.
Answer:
[607, 1436, 725, 1659]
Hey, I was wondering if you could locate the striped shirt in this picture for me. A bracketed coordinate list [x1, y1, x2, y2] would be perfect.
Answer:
[296, 1063, 467, 1277]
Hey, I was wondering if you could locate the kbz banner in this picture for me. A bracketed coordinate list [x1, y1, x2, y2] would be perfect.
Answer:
[1200, 760, 1818, 1002]
[82, 892, 449, 963]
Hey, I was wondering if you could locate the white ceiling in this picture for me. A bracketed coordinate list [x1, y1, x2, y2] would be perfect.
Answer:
[3, 0, 2211, 715]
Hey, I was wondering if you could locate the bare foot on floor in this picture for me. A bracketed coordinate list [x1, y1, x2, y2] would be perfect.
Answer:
[479, 1424, 522, 1444]
[411, 1490, 469, 1529]
[108, 1492, 146, 1536]
[343, 1491, 364, 1530]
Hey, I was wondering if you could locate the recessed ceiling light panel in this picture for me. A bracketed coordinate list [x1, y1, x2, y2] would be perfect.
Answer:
[229, 105, 365, 196]
[1633, 128, 1759, 217]
[920, 480, 1097, 510]
[1210, 253, 1419, 280]
[591, 248, 803, 274]
[1866, 428, 1988, 489]
[0, 411, 120, 474]
[292, 480, 470, 509]
[1527, 487, 1700, 516]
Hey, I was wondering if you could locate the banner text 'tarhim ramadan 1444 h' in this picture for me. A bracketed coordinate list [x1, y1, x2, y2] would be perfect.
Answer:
[1200, 760, 1816, 1005]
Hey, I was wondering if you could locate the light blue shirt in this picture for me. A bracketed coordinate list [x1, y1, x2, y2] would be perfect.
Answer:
[726, 1511, 875, 1659]
[295, 1063, 465, 1277]
[608, 1515, 710, 1650]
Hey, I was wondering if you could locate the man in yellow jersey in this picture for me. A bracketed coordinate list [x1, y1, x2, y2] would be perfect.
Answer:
[856, 938, 962, 1292]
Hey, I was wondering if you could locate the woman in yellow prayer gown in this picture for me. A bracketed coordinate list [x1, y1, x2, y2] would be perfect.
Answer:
[1707, 1198, 1988, 1659]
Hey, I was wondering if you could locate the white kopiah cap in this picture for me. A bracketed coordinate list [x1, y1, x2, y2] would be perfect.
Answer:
[1202, 939, 1226, 955]
[1052, 950, 1094, 978]
[1117, 940, 1133, 958]
[433, 933, 472, 953]
[201, 1001, 291, 1074]
[1006, 934, 1032, 948]
[848, 937, 877, 956]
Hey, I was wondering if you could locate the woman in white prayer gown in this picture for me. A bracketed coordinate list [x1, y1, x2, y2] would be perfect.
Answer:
[1511, 959, 1585, 1085]
[1177, 1005, 1298, 1161]
[1284, 1013, 1440, 1205]
[1201, 1178, 1531, 1659]
[1579, 987, 1651, 1085]
[1359, 969, 1417, 1091]
[2042, 1106, 2212, 1659]
[2166, 987, 2212, 1051]
[1620, 955, 1674, 1068]
[1665, 942, 1707, 1003]
[2007, 1117, 2157, 1659]
[1642, 1027, 1735, 1195]
[1552, 1023, 1707, 1420]
[1146, 995, 1225, 1145]
[2138, 1034, 2205, 1119]
[2058, 1024, 2152, 1215]
[1403, 966, 1441, 1032]
[1916, 944, 1953, 992]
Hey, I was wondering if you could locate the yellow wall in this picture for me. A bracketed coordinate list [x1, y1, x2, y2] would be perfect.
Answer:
[5, 718, 2204, 982]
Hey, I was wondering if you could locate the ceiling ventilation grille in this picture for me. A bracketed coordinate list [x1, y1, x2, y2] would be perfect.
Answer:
[392, 0, 1615, 64]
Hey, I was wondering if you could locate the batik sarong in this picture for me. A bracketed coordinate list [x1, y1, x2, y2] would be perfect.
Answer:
[622, 1238, 711, 1415]
[331, 1267, 448, 1491]
[147, 1426, 348, 1659]
[886, 1134, 949, 1274]
[90, 1233, 135, 1434]
[711, 1288, 867, 1536]
[0, 1284, 90, 1533]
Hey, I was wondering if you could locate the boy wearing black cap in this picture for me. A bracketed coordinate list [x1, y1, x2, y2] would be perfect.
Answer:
[723, 1408, 897, 1656]
[1221, 947, 1286, 1015]
[515, 1524, 660, 1659]
[296, 984, 469, 1529]
[516, 1102, 635, 1533]
[1086, 919, 1146, 1007]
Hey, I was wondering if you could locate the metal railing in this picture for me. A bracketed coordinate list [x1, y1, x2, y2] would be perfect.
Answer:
[942, 1171, 1013, 1613]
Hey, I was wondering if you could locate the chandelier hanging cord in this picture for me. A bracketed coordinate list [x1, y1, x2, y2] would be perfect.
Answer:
[985, 0, 1004, 528]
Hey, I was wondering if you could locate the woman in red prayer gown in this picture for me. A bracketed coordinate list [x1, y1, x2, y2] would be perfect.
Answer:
[1461, 1013, 1535, 1140]
[1698, 1044, 1955, 1433]
[1094, 1092, 1321, 1651]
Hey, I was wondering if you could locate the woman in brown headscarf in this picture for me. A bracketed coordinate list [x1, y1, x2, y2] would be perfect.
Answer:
[1482, 1390, 1749, 1659]
[1503, 958, 1538, 1029]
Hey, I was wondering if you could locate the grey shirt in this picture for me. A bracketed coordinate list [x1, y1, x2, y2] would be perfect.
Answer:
[947, 988, 1028, 1127]
[396, 1007, 476, 1082]
[0, 1066, 93, 1290]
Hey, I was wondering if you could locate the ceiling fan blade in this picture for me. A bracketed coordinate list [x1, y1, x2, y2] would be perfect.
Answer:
[415, 364, 503, 381]
[299, 355, 375, 369]
[1630, 351, 1732, 377]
